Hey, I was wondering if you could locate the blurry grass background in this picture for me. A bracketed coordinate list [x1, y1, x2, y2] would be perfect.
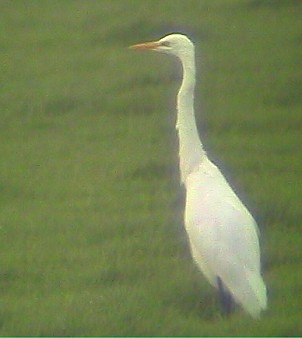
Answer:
[0, 0, 302, 335]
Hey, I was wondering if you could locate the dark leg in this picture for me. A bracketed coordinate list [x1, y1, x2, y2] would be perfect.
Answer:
[217, 276, 234, 315]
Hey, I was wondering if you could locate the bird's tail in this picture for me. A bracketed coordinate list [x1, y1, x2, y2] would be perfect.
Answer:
[228, 267, 267, 319]
[245, 268, 267, 317]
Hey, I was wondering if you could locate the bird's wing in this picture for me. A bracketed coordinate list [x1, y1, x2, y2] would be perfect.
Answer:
[185, 158, 260, 272]
[184, 159, 266, 317]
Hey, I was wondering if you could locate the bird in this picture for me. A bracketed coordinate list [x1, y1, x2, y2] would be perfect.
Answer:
[130, 33, 267, 318]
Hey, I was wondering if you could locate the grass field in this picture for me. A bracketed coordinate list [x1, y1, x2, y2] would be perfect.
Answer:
[0, 0, 302, 335]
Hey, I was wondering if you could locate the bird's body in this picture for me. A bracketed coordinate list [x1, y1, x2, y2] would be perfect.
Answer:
[130, 33, 267, 318]
[184, 156, 266, 317]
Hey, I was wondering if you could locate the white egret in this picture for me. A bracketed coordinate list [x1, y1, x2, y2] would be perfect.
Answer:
[130, 33, 267, 318]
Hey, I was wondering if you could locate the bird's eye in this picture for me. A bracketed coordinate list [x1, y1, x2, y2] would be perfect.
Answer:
[161, 41, 171, 47]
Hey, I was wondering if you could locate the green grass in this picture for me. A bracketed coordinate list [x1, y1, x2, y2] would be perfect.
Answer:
[0, 0, 301, 335]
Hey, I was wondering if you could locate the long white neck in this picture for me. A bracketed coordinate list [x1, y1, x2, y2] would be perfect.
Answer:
[176, 53, 206, 183]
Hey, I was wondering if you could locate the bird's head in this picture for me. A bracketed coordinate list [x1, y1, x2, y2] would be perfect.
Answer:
[130, 33, 194, 59]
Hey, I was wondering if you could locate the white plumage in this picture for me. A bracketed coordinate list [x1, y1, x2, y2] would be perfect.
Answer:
[130, 33, 267, 318]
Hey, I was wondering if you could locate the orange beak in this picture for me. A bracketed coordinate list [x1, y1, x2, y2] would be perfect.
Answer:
[129, 40, 161, 50]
